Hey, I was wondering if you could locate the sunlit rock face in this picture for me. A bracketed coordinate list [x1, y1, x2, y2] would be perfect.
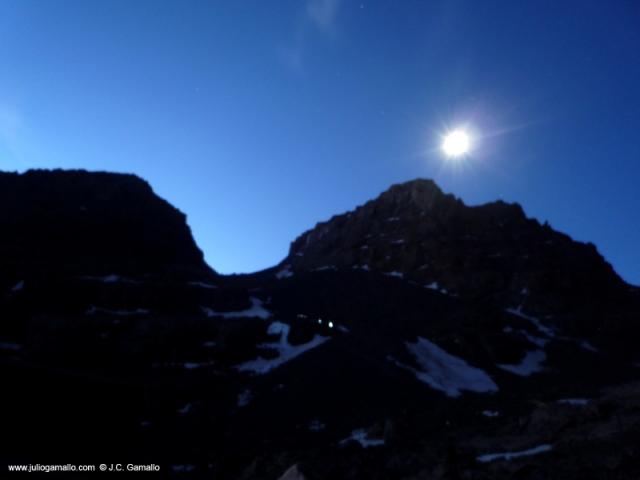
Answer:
[0, 169, 214, 281]
[285, 178, 624, 314]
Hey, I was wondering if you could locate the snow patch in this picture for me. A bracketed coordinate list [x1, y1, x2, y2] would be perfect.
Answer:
[187, 281, 218, 289]
[202, 297, 271, 319]
[425, 281, 448, 295]
[177, 403, 193, 415]
[503, 327, 548, 348]
[579, 340, 598, 353]
[236, 322, 329, 374]
[275, 265, 294, 279]
[237, 389, 252, 407]
[505, 307, 555, 337]
[11, 280, 24, 292]
[402, 337, 499, 397]
[391, 239, 405, 245]
[314, 265, 337, 272]
[86, 306, 149, 316]
[557, 398, 589, 406]
[153, 361, 214, 370]
[267, 321, 289, 336]
[497, 350, 546, 376]
[352, 264, 371, 271]
[183, 362, 214, 370]
[339, 429, 385, 448]
[80, 274, 139, 284]
[385, 271, 404, 278]
[309, 420, 326, 432]
[477, 444, 553, 463]
[482, 410, 500, 418]
[520, 330, 549, 348]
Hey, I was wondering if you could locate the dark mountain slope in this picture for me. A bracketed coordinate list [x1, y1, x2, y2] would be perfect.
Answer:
[1, 170, 639, 479]
[0, 169, 213, 282]
[283, 179, 625, 315]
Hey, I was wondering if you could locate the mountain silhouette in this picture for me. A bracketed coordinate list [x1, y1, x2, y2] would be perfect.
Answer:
[1, 170, 639, 479]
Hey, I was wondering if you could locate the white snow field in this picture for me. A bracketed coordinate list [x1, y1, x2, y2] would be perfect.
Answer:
[236, 321, 329, 374]
[404, 337, 499, 397]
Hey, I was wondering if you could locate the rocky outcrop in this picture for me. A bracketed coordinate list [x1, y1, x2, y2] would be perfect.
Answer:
[284, 179, 625, 313]
[0, 169, 214, 283]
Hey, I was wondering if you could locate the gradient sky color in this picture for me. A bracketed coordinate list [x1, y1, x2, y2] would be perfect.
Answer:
[1, 0, 639, 283]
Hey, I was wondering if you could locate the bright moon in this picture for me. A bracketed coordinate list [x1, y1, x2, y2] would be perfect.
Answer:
[442, 130, 471, 158]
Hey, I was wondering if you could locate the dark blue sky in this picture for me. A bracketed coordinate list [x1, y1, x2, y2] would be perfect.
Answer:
[1, 0, 639, 283]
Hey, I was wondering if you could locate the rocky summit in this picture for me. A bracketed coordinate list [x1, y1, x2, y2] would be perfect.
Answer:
[0, 170, 213, 281]
[1, 170, 639, 479]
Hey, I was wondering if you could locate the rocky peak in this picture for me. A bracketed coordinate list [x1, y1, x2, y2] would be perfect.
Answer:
[283, 178, 624, 312]
[376, 178, 445, 210]
[0, 169, 214, 282]
[286, 178, 525, 267]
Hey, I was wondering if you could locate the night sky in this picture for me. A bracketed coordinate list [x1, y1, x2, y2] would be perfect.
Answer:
[1, 0, 639, 283]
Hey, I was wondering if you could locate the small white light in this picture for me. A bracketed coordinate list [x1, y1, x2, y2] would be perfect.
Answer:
[328, 321, 334, 328]
[318, 319, 322, 324]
